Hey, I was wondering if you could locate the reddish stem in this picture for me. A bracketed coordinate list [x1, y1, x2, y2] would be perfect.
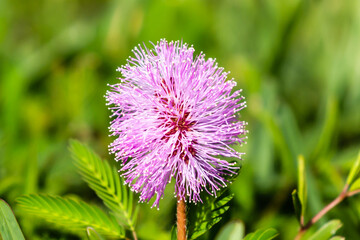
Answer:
[294, 185, 351, 240]
[347, 188, 360, 197]
[177, 198, 187, 240]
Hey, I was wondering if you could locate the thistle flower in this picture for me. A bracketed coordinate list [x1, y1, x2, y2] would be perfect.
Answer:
[106, 39, 247, 208]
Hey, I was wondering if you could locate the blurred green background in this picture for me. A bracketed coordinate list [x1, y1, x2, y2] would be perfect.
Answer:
[1, 0, 360, 239]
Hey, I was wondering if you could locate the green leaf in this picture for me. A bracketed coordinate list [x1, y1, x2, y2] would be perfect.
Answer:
[87, 227, 105, 240]
[0, 199, 25, 240]
[215, 220, 244, 240]
[311, 97, 338, 160]
[188, 191, 234, 239]
[349, 178, 360, 192]
[257, 109, 294, 176]
[242, 228, 278, 240]
[17, 194, 124, 238]
[298, 155, 307, 223]
[346, 151, 360, 185]
[171, 225, 177, 240]
[329, 236, 345, 240]
[69, 140, 138, 231]
[291, 189, 301, 224]
[307, 219, 342, 240]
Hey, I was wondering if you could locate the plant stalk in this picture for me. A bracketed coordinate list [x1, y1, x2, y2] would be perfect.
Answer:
[132, 230, 138, 240]
[177, 198, 187, 240]
[294, 185, 352, 240]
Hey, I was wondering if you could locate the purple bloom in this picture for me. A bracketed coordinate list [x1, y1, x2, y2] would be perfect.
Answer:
[106, 40, 247, 208]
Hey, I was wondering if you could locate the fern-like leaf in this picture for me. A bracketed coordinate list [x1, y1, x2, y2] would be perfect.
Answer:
[17, 194, 124, 239]
[187, 191, 234, 239]
[87, 227, 106, 240]
[69, 140, 138, 231]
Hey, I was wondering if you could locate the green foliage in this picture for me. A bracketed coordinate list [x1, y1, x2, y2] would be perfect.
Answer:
[307, 219, 342, 240]
[1, 0, 360, 239]
[69, 140, 138, 231]
[329, 236, 345, 240]
[215, 220, 244, 240]
[290, 151, 360, 240]
[16, 194, 125, 239]
[349, 178, 360, 192]
[242, 228, 278, 240]
[87, 227, 106, 240]
[346, 151, 360, 186]
[187, 192, 234, 239]
[0, 199, 25, 240]
[297, 155, 307, 224]
[311, 98, 338, 160]
[170, 225, 177, 240]
[291, 189, 301, 224]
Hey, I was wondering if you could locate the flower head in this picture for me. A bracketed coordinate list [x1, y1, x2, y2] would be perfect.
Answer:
[106, 39, 247, 208]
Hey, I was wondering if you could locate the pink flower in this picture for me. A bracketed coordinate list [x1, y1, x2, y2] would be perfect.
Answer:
[106, 40, 247, 208]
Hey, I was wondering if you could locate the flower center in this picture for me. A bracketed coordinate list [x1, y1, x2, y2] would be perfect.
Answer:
[155, 78, 197, 164]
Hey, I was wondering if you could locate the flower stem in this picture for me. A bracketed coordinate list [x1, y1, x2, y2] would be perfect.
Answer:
[177, 198, 187, 240]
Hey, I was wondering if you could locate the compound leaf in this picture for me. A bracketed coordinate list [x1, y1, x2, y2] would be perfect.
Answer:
[17, 194, 124, 238]
[188, 191, 234, 239]
[69, 140, 138, 231]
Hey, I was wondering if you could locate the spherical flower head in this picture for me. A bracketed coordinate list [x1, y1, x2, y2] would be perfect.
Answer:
[106, 39, 247, 208]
